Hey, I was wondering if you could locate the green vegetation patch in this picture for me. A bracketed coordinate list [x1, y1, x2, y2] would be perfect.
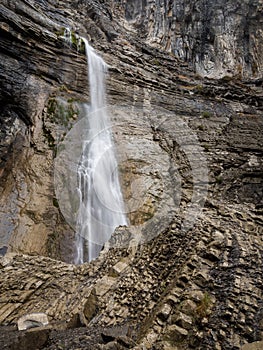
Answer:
[46, 97, 79, 127]
[201, 110, 213, 118]
[195, 292, 213, 319]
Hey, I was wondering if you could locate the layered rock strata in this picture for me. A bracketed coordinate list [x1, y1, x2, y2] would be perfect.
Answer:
[0, 0, 262, 349]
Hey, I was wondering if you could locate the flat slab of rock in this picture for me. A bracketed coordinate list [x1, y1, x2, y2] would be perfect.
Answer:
[242, 341, 263, 350]
[17, 313, 49, 330]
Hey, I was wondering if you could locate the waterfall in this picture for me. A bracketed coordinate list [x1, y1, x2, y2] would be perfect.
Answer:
[75, 38, 127, 263]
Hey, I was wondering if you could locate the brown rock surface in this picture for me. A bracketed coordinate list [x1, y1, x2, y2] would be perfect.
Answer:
[0, 0, 262, 349]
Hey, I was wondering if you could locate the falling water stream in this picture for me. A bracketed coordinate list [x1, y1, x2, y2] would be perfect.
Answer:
[75, 38, 127, 263]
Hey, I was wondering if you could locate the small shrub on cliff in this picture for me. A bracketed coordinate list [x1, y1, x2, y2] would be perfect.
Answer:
[195, 292, 213, 319]
[215, 176, 223, 184]
[201, 111, 212, 118]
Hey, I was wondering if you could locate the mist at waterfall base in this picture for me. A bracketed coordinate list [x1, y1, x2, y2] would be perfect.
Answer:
[75, 38, 127, 264]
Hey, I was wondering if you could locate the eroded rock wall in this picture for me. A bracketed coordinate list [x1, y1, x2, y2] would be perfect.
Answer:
[0, 0, 262, 349]
[119, 0, 263, 78]
[0, 0, 88, 259]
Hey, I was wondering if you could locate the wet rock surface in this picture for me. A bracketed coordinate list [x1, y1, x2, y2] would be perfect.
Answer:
[0, 0, 262, 349]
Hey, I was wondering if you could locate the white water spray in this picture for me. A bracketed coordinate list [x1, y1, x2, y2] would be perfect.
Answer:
[63, 27, 72, 47]
[75, 38, 127, 263]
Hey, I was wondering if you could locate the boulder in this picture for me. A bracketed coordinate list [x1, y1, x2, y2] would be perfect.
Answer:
[157, 304, 172, 321]
[165, 324, 188, 343]
[17, 313, 49, 331]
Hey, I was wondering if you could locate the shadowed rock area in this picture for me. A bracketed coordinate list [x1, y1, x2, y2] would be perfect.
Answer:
[0, 0, 262, 349]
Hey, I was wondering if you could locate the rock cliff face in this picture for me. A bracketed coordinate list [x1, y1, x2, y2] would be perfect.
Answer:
[121, 0, 263, 78]
[0, 0, 262, 349]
